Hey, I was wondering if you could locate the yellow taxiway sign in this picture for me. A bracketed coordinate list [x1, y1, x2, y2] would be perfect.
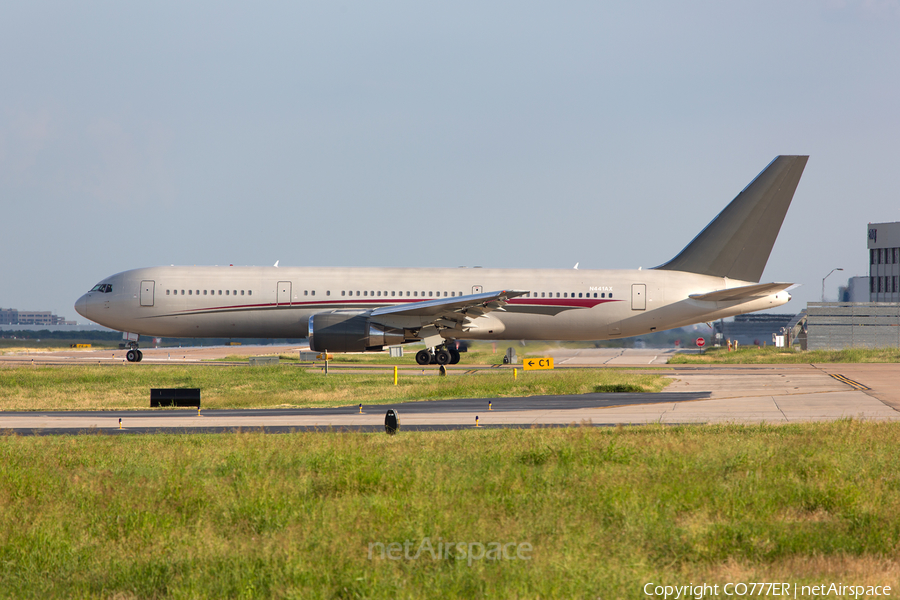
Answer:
[523, 357, 554, 370]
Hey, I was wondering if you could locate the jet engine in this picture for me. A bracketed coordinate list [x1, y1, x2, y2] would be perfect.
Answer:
[308, 312, 405, 352]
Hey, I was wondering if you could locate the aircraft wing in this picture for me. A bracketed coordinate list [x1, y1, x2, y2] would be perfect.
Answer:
[371, 289, 529, 320]
[689, 282, 793, 302]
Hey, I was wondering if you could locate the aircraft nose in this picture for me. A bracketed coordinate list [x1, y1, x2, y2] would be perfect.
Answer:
[75, 294, 90, 320]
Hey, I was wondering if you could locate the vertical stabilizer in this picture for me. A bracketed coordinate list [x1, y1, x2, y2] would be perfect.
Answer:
[654, 155, 808, 282]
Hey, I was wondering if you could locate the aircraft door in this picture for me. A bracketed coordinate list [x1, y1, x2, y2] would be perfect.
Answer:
[472, 285, 483, 294]
[140, 280, 155, 307]
[631, 284, 646, 310]
[277, 281, 292, 306]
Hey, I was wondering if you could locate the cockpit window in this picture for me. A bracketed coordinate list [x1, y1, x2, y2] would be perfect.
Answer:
[90, 284, 113, 293]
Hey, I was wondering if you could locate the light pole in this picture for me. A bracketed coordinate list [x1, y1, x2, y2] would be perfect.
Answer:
[822, 268, 844, 302]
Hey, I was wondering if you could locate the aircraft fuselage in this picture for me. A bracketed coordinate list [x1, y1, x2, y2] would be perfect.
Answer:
[75, 265, 789, 341]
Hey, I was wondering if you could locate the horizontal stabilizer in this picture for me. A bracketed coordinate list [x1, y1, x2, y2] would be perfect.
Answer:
[689, 282, 793, 302]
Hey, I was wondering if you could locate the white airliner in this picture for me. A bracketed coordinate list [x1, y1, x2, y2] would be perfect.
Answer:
[76, 155, 808, 365]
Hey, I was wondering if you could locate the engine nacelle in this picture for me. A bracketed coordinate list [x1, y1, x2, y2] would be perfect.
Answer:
[308, 312, 405, 352]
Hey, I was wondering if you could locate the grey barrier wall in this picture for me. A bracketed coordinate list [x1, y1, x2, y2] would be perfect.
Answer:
[807, 302, 900, 350]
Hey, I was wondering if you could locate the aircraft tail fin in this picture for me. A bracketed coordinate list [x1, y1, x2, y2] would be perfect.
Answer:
[654, 155, 808, 283]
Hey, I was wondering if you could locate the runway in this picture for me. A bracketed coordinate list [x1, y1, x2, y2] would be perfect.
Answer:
[2, 348, 899, 434]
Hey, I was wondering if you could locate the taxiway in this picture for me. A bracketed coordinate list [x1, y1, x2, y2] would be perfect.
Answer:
[2, 347, 899, 433]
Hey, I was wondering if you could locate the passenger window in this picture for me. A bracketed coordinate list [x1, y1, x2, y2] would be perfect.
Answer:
[312, 291, 315, 296]
[414, 292, 418, 297]
[226, 290, 229, 295]
[326, 291, 330, 296]
[248, 290, 252, 296]
[166, 290, 170, 295]
[305, 290, 308, 296]
[241, 290, 244, 295]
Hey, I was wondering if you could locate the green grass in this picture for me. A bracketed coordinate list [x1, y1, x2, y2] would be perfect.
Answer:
[0, 341, 118, 355]
[0, 422, 899, 598]
[219, 341, 604, 366]
[216, 348, 512, 365]
[0, 364, 670, 411]
[670, 345, 900, 364]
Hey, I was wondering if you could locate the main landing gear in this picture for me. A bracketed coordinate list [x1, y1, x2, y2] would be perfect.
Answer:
[415, 346, 461, 366]
[125, 343, 143, 363]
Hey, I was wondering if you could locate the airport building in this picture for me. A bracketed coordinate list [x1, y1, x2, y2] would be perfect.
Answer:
[838, 276, 870, 302]
[0, 308, 75, 326]
[805, 222, 900, 350]
[868, 221, 900, 302]
[713, 313, 797, 346]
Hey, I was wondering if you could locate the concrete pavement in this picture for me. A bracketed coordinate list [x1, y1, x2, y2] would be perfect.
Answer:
[1, 347, 899, 432]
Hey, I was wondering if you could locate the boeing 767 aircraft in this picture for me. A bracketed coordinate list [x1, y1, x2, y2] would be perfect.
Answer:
[76, 155, 807, 364]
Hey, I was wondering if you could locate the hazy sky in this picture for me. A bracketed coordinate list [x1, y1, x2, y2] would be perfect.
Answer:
[2, 1, 899, 322]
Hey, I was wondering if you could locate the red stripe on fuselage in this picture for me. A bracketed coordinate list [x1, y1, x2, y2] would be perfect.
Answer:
[164, 296, 621, 316]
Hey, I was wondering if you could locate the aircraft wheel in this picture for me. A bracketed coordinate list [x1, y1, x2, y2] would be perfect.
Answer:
[415, 349, 432, 366]
[449, 349, 461, 364]
[126, 350, 137, 362]
[136, 350, 143, 362]
[435, 349, 452, 365]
